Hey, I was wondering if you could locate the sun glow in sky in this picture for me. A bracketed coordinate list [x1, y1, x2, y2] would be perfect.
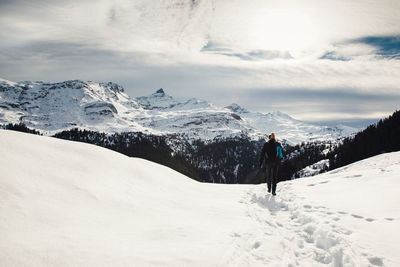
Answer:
[0, 0, 399, 124]
[260, 8, 319, 53]
[213, 4, 321, 57]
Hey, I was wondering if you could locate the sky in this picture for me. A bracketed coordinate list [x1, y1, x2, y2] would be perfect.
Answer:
[0, 0, 399, 126]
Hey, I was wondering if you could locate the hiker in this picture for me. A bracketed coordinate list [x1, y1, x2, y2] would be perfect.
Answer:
[259, 133, 283, 195]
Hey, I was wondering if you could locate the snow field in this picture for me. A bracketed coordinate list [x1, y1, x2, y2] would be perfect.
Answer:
[0, 130, 252, 267]
[1, 130, 399, 266]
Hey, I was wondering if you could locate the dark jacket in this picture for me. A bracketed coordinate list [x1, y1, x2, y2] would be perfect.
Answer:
[259, 139, 283, 167]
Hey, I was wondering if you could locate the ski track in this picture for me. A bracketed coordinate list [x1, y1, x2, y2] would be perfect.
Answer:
[220, 182, 386, 267]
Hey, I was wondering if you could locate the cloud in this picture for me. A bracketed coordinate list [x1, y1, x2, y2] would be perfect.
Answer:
[0, 0, 400, 124]
[1, 39, 400, 123]
[0, 40, 152, 86]
[320, 52, 352, 62]
[233, 88, 400, 122]
[201, 42, 293, 61]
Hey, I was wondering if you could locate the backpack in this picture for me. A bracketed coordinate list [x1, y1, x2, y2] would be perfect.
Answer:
[276, 143, 283, 159]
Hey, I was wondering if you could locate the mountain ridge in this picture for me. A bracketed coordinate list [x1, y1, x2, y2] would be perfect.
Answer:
[0, 78, 357, 145]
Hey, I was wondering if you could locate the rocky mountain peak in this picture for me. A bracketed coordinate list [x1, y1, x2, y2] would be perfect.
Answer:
[154, 88, 166, 97]
[225, 103, 249, 114]
[100, 82, 125, 93]
[135, 88, 179, 110]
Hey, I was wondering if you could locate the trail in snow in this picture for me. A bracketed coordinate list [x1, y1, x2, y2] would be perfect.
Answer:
[220, 153, 400, 267]
[222, 185, 380, 267]
[0, 130, 399, 267]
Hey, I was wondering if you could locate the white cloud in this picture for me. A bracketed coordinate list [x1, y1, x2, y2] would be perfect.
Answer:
[1, 0, 400, 122]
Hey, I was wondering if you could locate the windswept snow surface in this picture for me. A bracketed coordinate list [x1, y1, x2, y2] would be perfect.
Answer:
[1, 130, 399, 266]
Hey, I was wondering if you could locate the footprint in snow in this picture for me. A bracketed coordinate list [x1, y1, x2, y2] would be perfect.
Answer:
[232, 233, 241, 238]
[253, 241, 261, 249]
[250, 193, 287, 214]
[303, 224, 316, 235]
[344, 174, 362, 179]
[368, 256, 384, 266]
[351, 214, 364, 219]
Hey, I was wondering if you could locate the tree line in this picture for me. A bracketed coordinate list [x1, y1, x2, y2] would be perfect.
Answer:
[328, 110, 400, 170]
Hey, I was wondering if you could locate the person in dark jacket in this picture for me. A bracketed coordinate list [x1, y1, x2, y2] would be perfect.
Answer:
[259, 133, 283, 195]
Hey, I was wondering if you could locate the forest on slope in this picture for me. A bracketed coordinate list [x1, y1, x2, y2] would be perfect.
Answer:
[328, 110, 400, 170]
[3, 110, 399, 183]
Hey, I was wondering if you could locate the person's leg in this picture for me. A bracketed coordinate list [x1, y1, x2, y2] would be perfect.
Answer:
[272, 163, 279, 195]
[267, 165, 272, 193]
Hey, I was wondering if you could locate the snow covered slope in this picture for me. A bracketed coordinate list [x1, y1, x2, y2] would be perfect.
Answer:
[0, 79, 356, 144]
[225, 104, 355, 145]
[1, 130, 399, 266]
[0, 79, 148, 133]
[293, 159, 330, 178]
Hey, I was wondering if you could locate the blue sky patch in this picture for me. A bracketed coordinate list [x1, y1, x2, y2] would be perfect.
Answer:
[355, 36, 400, 59]
[321, 35, 400, 61]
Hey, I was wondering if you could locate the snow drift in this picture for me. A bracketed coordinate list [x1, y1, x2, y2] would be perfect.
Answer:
[0, 130, 399, 266]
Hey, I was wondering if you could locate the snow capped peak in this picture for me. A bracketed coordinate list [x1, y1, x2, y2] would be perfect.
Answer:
[99, 82, 125, 93]
[153, 88, 166, 97]
[179, 98, 213, 109]
[269, 110, 297, 120]
[135, 88, 179, 110]
[225, 103, 249, 114]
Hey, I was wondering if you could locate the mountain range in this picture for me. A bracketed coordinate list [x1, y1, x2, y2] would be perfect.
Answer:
[0, 78, 357, 145]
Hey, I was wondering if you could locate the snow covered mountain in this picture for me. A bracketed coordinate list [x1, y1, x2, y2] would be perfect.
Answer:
[0, 78, 356, 144]
[1, 130, 399, 266]
[225, 104, 356, 145]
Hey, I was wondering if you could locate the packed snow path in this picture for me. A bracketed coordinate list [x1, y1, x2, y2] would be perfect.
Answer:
[1, 130, 399, 266]
[229, 184, 394, 266]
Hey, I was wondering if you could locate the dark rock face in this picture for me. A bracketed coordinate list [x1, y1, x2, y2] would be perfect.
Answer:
[84, 103, 118, 117]
[155, 88, 165, 96]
